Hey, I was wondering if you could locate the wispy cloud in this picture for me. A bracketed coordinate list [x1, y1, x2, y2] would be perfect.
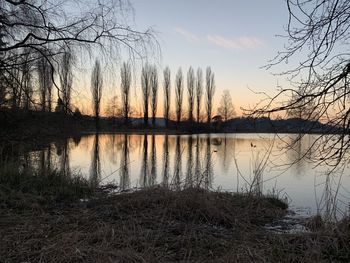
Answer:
[207, 35, 264, 50]
[174, 27, 200, 43]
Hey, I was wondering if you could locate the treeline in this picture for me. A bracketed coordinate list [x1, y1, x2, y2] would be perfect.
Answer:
[0, 1, 236, 130]
[134, 64, 216, 127]
[91, 61, 238, 129]
[0, 0, 155, 117]
[108, 63, 237, 127]
[1, 54, 236, 129]
[0, 48, 77, 115]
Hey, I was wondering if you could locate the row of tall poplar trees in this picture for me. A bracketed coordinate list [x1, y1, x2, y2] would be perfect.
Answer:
[98, 63, 216, 127]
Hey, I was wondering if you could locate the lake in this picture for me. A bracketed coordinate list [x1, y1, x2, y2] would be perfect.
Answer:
[7, 133, 350, 219]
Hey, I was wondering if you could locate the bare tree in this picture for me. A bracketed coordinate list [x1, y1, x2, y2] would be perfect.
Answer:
[175, 68, 184, 126]
[287, 86, 318, 121]
[150, 65, 158, 127]
[105, 95, 121, 119]
[0, 0, 157, 112]
[141, 64, 151, 126]
[37, 55, 53, 111]
[218, 90, 236, 122]
[21, 50, 33, 110]
[196, 68, 203, 123]
[8, 61, 21, 109]
[121, 62, 131, 125]
[59, 51, 73, 114]
[163, 66, 171, 128]
[91, 59, 103, 129]
[0, 24, 5, 106]
[3, 53, 22, 109]
[187, 66, 195, 122]
[252, 0, 350, 166]
[205, 67, 215, 123]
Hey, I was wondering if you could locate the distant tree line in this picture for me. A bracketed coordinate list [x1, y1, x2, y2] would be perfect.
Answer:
[0, 1, 236, 130]
[110, 63, 236, 128]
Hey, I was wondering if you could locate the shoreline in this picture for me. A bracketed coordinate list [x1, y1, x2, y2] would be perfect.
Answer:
[1, 151, 350, 261]
[1, 178, 349, 262]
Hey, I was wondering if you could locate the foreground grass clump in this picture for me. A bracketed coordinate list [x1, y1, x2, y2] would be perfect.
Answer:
[2, 175, 350, 262]
[1, 184, 288, 262]
[0, 166, 92, 210]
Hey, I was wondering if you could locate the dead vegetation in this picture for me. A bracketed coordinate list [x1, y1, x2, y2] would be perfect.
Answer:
[1, 169, 350, 262]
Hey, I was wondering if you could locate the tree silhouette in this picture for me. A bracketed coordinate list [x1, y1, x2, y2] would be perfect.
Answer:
[59, 51, 73, 114]
[286, 86, 318, 121]
[196, 68, 203, 123]
[218, 90, 236, 122]
[7, 55, 21, 109]
[21, 49, 33, 110]
[0, 0, 157, 111]
[163, 66, 171, 128]
[252, 0, 350, 166]
[150, 65, 158, 127]
[205, 67, 215, 123]
[37, 55, 53, 112]
[105, 95, 121, 119]
[187, 66, 195, 123]
[91, 59, 103, 129]
[141, 64, 151, 126]
[0, 24, 5, 106]
[121, 62, 131, 125]
[175, 68, 184, 126]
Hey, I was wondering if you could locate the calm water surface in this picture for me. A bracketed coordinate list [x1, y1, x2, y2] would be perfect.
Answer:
[18, 133, 350, 218]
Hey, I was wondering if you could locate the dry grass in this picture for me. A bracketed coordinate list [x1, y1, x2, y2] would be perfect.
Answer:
[0, 166, 92, 211]
[1, 184, 288, 263]
[1, 171, 350, 262]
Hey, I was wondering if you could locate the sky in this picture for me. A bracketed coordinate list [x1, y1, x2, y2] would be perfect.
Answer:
[72, 0, 293, 117]
[129, 0, 291, 116]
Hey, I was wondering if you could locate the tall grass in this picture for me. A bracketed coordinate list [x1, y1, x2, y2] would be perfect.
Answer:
[0, 164, 92, 209]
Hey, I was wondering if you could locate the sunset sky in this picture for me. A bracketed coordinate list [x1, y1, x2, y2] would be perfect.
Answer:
[133, 0, 291, 114]
[75, 0, 293, 117]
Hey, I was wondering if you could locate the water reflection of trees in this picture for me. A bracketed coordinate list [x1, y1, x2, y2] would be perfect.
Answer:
[150, 135, 157, 186]
[106, 134, 119, 165]
[173, 135, 182, 189]
[89, 134, 101, 187]
[186, 136, 193, 186]
[72, 135, 81, 147]
[126, 134, 215, 190]
[285, 134, 314, 177]
[140, 134, 149, 187]
[119, 134, 130, 191]
[194, 135, 202, 186]
[162, 135, 170, 187]
[220, 135, 233, 173]
[38, 144, 52, 174]
[55, 138, 70, 177]
[204, 135, 213, 189]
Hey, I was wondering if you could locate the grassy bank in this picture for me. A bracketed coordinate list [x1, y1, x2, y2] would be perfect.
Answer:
[1, 169, 350, 262]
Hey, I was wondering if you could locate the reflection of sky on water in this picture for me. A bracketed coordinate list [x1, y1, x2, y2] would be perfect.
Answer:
[16, 133, 350, 218]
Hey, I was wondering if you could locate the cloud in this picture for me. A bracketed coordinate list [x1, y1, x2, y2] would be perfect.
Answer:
[174, 27, 200, 43]
[207, 35, 264, 50]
